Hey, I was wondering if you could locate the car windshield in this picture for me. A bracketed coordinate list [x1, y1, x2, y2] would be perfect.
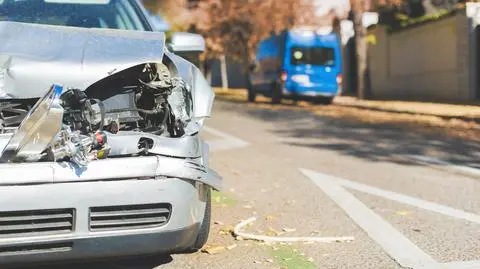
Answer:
[0, 0, 147, 31]
[290, 46, 335, 66]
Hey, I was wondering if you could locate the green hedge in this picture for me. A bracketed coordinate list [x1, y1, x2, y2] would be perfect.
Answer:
[385, 7, 461, 34]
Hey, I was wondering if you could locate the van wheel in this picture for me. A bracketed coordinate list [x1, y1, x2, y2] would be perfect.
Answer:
[247, 81, 256, 103]
[189, 187, 211, 251]
[313, 96, 334, 105]
[271, 82, 282, 105]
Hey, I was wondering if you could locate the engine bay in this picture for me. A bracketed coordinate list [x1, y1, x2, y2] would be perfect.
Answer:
[0, 61, 197, 166]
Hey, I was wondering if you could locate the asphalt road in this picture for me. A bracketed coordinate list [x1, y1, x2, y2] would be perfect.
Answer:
[25, 98, 480, 269]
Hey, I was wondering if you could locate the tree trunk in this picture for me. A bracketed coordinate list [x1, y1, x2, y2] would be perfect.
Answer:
[220, 54, 229, 89]
[352, 10, 368, 99]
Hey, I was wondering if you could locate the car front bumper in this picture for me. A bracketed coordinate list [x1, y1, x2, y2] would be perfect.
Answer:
[0, 155, 219, 265]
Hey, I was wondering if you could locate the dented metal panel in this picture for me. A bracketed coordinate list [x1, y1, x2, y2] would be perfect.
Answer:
[0, 156, 221, 190]
[0, 21, 220, 189]
[0, 21, 166, 98]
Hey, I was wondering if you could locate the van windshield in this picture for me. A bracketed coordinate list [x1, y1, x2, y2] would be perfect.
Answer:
[0, 0, 147, 31]
[290, 47, 335, 66]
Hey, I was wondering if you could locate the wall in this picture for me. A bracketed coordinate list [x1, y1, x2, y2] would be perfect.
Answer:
[209, 57, 248, 89]
[367, 10, 477, 102]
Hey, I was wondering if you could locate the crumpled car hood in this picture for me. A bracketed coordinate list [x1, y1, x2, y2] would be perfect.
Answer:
[0, 21, 166, 98]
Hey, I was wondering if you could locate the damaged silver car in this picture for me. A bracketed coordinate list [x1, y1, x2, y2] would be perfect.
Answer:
[0, 13, 220, 264]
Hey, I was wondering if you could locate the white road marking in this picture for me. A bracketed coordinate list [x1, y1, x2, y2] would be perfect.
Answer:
[407, 155, 480, 178]
[203, 126, 250, 152]
[330, 174, 480, 225]
[442, 260, 480, 269]
[300, 168, 480, 269]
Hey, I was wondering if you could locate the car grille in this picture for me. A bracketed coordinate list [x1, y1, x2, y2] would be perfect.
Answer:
[0, 242, 73, 256]
[0, 209, 74, 238]
[89, 203, 171, 231]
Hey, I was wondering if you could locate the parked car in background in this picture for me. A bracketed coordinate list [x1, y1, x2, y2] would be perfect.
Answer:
[248, 27, 343, 104]
[0, 0, 219, 265]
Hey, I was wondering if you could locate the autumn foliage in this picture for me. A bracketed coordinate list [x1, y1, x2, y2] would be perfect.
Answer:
[146, 0, 321, 66]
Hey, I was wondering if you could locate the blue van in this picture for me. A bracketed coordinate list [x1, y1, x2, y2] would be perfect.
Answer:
[248, 28, 342, 104]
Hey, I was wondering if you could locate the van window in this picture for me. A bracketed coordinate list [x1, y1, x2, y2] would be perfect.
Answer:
[290, 47, 335, 66]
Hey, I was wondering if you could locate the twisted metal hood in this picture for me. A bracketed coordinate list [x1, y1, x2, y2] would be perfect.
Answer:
[0, 21, 166, 98]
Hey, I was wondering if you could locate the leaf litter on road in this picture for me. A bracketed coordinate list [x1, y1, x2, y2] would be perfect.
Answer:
[212, 191, 238, 206]
[201, 245, 226, 255]
[226, 243, 238, 250]
[214, 88, 480, 141]
[267, 245, 317, 269]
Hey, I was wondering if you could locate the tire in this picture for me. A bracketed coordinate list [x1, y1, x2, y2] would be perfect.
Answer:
[313, 96, 334, 105]
[247, 81, 256, 103]
[271, 82, 282, 105]
[189, 187, 211, 251]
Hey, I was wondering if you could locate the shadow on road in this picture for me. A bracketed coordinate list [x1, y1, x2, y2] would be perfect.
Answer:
[13, 255, 173, 269]
[218, 99, 480, 168]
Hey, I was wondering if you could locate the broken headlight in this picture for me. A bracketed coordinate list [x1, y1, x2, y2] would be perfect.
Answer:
[0, 85, 64, 162]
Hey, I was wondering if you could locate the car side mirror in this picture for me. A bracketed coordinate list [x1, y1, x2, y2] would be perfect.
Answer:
[169, 32, 206, 53]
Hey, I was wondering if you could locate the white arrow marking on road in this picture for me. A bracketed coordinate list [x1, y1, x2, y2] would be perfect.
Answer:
[300, 168, 446, 269]
[203, 126, 250, 152]
[328, 174, 480, 225]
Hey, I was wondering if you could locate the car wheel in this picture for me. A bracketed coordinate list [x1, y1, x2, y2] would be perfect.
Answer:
[247, 81, 256, 103]
[271, 82, 282, 105]
[189, 187, 211, 251]
[313, 96, 334, 105]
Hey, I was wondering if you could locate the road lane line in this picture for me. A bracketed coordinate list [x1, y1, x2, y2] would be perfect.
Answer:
[331, 175, 480, 225]
[300, 168, 444, 269]
[203, 126, 250, 152]
[407, 155, 480, 178]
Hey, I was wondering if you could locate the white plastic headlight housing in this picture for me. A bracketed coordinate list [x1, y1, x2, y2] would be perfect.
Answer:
[291, 74, 310, 84]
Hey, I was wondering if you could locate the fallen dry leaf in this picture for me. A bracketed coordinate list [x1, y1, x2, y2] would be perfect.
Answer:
[265, 215, 275, 222]
[226, 243, 238, 250]
[202, 246, 226, 255]
[219, 225, 234, 233]
[395, 211, 411, 216]
[267, 227, 284, 236]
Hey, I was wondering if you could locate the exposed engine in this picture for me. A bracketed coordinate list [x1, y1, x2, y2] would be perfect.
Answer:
[0, 62, 194, 166]
[61, 62, 191, 137]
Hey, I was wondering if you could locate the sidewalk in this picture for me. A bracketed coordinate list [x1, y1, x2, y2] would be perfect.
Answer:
[213, 88, 480, 141]
[334, 96, 480, 121]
